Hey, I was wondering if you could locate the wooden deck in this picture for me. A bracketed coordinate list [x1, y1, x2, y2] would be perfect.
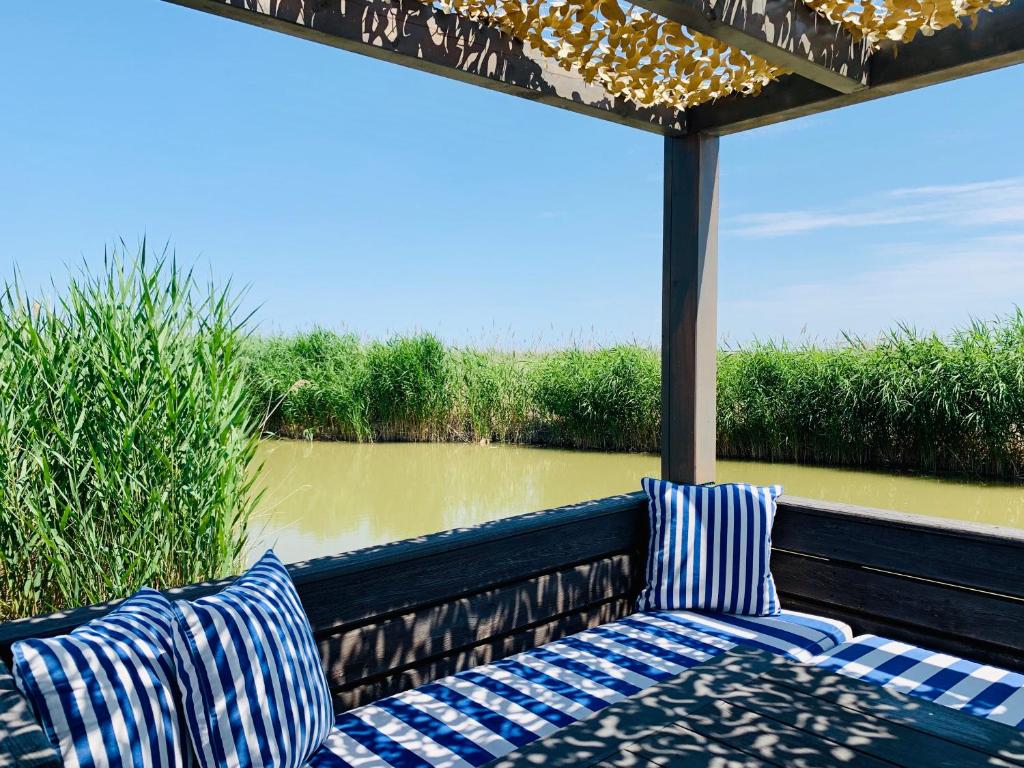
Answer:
[491, 647, 1024, 768]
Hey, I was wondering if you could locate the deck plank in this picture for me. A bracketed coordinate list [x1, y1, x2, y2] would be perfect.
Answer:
[734, 676, 1018, 767]
[612, 723, 777, 767]
[489, 645, 1022, 768]
[758, 660, 1024, 764]
[679, 699, 895, 768]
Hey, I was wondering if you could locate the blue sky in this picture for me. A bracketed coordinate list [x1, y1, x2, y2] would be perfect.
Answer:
[1, 1, 1022, 348]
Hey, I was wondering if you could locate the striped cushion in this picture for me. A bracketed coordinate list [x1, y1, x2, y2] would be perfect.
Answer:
[171, 550, 334, 768]
[308, 609, 851, 767]
[812, 634, 1024, 728]
[639, 478, 783, 616]
[11, 588, 192, 768]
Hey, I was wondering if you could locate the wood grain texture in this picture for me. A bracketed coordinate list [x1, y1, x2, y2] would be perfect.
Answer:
[160, 0, 685, 134]
[773, 552, 1024, 670]
[687, 0, 1024, 134]
[493, 649, 1022, 768]
[335, 596, 634, 709]
[759, 655, 1024, 762]
[633, 0, 870, 92]
[775, 496, 1024, 599]
[661, 135, 718, 485]
[317, 553, 636, 696]
[737, 674, 1023, 767]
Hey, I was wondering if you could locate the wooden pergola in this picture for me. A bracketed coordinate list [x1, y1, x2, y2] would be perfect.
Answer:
[167, 0, 1023, 486]
[1, 12, 1024, 755]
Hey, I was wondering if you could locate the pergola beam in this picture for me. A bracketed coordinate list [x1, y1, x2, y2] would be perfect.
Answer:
[161, 0, 685, 134]
[687, 0, 1024, 135]
[633, 0, 870, 93]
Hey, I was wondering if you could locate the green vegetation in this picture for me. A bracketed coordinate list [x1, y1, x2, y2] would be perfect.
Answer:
[245, 333, 535, 444]
[719, 318, 1024, 478]
[0, 249, 259, 620]
[2, 246, 1020, 619]
[249, 315, 1024, 479]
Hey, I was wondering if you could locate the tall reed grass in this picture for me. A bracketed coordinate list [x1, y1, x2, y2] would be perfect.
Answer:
[249, 315, 1024, 479]
[718, 318, 1024, 477]
[0, 249, 259, 620]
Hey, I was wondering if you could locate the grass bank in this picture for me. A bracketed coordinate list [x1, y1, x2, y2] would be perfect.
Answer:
[0, 251, 259, 620]
[247, 315, 1024, 479]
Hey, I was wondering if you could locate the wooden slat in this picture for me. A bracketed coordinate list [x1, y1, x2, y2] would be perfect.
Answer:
[611, 724, 773, 767]
[775, 496, 1024, 599]
[291, 493, 646, 632]
[736, 676, 1020, 768]
[686, 0, 1024, 134]
[160, 0, 685, 134]
[335, 595, 634, 709]
[759, 656, 1024, 763]
[773, 551, 1024, 668]
[317, 553, 635, 693]
[685, 699, 896, 768]
[661, 134, 718, 484]
[632, 0, 870, 93]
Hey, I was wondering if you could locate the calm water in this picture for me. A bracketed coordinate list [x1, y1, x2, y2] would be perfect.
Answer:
[249, 440, 1024, 564]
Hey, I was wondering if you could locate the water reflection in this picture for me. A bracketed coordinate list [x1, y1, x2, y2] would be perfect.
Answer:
[249, 440, 1024, 564]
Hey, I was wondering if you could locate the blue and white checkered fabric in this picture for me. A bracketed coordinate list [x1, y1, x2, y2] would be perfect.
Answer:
[813, 634, 1024, 729]
[307, 609, 852, 767]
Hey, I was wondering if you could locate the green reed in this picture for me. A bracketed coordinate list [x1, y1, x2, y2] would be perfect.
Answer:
[0, 247, 260, 620]
[717, 315, 1024, 477]
[250, 315, 1024, 479]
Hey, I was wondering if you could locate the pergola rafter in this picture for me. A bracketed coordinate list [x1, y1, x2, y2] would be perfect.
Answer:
[163, 0, 686, 134]
[630, 0, 870, 93]
[688, 0, 1024, 134]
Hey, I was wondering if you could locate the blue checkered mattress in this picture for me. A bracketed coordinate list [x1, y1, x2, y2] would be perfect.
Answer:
[812, 634, 1024, 729]
[308, 609, 852, 767]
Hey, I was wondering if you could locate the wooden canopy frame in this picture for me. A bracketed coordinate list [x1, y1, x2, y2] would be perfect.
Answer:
[165, 0, 1023, 485]
[0, 10, 1021, 762]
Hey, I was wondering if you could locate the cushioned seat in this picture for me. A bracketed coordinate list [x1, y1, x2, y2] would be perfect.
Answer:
[307, 609, 851, 767]
[812, 634, 1024, 729]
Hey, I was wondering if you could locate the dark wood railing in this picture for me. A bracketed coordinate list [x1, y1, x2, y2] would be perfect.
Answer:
[1, 491, 1022, 764]
[0, 493, 649, 711]
[774, 496, 1024, 672]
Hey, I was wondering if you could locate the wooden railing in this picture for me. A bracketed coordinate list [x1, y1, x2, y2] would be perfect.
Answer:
[773, 496, 1024, 672]
[0, 493, 649, 711]
[0, 489, 1021, 750]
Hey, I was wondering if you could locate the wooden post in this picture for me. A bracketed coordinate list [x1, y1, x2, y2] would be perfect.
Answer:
[661, 134, 719, 485]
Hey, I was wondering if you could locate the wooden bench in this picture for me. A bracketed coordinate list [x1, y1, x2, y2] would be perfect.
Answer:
[0, 492, 1021, 764]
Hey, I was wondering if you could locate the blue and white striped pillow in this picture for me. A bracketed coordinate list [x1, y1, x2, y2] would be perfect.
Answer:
[171, 550, 333, 768]
[638, 478, 783, 616]
[11, 588, 193, 768]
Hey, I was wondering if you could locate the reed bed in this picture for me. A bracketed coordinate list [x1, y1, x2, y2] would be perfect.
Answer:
[249, 316, 1024, 479]
[0, 250, 259, 620]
